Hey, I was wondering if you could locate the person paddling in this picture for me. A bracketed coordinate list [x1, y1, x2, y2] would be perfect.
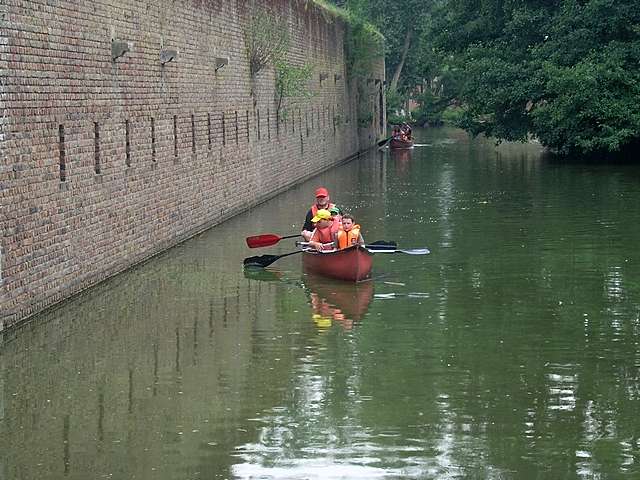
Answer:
[301, 187, 336, 241]
[335, 214, 364, 249]
[308, 209, 336, 251]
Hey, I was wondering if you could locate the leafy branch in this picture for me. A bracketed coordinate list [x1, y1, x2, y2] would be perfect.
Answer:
[244, 12, 290, 77]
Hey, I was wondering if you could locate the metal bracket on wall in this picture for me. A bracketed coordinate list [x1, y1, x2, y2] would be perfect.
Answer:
[319, 73, 328, 83]
[160, 49, 178, 65]
[214, 57, 229, 72]
[334, 74, 342, 83]
[112, 40, 130, 61]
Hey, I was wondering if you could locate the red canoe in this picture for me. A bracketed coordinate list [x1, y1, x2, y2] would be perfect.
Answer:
[390, 137, 414, 149]
[302, 245, 373, 282]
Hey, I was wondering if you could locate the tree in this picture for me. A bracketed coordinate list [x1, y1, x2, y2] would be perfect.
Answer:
[426, 0, 640, 155]
[339, 0, 433, 93]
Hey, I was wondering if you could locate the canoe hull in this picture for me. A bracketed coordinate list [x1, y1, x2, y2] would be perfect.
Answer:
[302, 245, 373, 282]
[390, 138, 414, 149]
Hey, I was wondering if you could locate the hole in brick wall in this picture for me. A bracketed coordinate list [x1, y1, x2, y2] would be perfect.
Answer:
[305, 110, 309, 137]
[333, 105, 336, 134]
[292, 111, 295, 133]
[94, 122, 101, 174]
[191, 114, 196, 153]
[267, 108, 271, 140]
[222, 112, 226, 146]
[246, 110, 250, 142]
[256, 109, 261, 140]
[207, 113, 212, 149]
[151, 117, 156, 161]
[310, 107, 314, 130]
[235, 111, 239, 145]
[125, 119, 131, 167]
[173, 115, 178, 160]
[58, 124, 66, 181]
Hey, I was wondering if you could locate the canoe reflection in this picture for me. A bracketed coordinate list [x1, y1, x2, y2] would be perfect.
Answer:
[243, 268, 375, 330]
[304, 274, 374, 330]
[390, 147, 412, 176]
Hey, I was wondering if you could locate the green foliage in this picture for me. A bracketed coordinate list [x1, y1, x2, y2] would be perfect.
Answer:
[387, 112, 407, 126]
[426, 0, 640, 155]
[313, 0, 384, 80]
[441, 106, 466, 125]
[244, 10, 289, 77]
[340, 0, 434, 92]
[343, 15, 384, 80]
[274, 60, 314, 119]
[386, 88, 404, 114]
[312, 0, 351, 22]
[412, 89, 452, 126]
[386, 88, 413, 125]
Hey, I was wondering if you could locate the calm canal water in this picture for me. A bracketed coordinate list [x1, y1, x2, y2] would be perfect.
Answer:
[2, 127, 640, 479]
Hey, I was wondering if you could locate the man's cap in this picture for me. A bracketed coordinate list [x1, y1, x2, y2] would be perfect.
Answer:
[311, 209, 332, 223]
[315, 187, 329, 198]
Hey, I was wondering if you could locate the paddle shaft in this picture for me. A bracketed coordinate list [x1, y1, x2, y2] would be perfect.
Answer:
[377, 136, 392, 147]
[367, 247, 430, 255]
[296, 240, 428, 255]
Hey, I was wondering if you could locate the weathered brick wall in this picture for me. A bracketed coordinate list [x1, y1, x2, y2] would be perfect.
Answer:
[0, 0, 385, 327]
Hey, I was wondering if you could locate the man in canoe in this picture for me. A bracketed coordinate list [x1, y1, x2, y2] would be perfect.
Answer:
[301, 187, 336, 241]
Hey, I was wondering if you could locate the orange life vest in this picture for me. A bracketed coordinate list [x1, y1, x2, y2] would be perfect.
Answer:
[336, 225, 361, 249]
[311, 225, 334, 246]
[310, 202, 336, 217]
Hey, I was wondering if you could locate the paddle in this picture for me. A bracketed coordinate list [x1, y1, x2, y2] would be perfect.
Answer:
[294, 240, 428, 254]
[243, 250, 303, 268]
[377, 136, 392, 147]
[246, 233, 300, 248]
[295, 240, 398, 250]
[367, 247, 430, 255]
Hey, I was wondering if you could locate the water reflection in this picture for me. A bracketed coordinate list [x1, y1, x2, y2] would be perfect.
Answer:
[390, 147, 412, 178]
[305, 275, 374, 330]
[244, 268, 375, 331]
[1, 127, 640, 479]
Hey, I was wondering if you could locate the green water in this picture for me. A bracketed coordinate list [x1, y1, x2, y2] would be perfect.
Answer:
[2, 127, 640, 479]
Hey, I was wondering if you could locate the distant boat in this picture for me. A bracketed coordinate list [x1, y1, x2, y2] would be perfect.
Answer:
[389, 137, 414, 149]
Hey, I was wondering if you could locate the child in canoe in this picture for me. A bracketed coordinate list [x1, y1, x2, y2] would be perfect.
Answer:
[329, 206, 342, 234]
[308, 209, 336, 251]
[335, 214, 365, 249]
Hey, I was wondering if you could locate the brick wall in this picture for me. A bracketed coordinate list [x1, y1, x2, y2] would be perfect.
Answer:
[0, 0, 385, 327]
